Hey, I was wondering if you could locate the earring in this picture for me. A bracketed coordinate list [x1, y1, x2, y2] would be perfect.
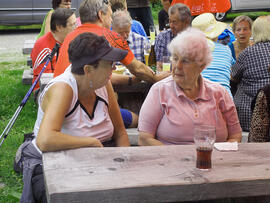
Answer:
[89, 80, 93, 88]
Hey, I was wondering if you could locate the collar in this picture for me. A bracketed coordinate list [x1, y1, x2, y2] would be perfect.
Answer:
[174, 76, 212, 101]
[127, 31, 133, 45]
[79, 23, 103, 30]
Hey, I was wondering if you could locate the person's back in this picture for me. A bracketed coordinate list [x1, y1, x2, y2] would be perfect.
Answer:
[201, 42, 235, 96]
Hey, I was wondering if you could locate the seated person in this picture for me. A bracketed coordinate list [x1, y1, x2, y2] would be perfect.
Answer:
[20, 33, 130, 203]
[36, 0, 72, 39]
[110, 0, 147, 38]
[54, 0, 169, 83]
[229, 15, 253, 60]
[155, 3, 191, 71]
[76, 0, 148, 38]
[231, 16, 270, 131]
[192, 13, 235, 97]
[31, 8, 76, 94]
[158, 0, 172, 31]
[249, 84, 270, 142]
[112, 10, 150, 63]
[138, 28, 242, 146]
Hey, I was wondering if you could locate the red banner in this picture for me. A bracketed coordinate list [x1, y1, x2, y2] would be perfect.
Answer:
[171, 0, 231, 16]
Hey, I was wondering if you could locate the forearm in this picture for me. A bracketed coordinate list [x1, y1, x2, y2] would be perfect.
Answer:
[126, 59, 156, 83]
[106, 82, 130, 147]
[111, 73, 139, 86]
[37, 131, 102, 152]
[138, 132, 164, 146]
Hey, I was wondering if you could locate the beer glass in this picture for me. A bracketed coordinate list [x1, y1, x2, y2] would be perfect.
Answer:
[149, 25, 155, 44]
[194, 125, 216, 170]
[144, 44, 151, 66]
[162, 56, 171, 71]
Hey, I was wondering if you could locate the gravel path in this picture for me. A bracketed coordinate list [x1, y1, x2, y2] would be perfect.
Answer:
[0, 30, 38, 63]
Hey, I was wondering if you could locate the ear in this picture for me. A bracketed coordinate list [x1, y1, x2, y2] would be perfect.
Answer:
[97, 10, 103, 22]
[83, 65, 95, 75]
[55, 24, 62, 32]
[200, 64, 206, 72]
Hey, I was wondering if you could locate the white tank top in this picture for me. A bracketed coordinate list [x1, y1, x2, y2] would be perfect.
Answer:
[32, 66, 114, 153]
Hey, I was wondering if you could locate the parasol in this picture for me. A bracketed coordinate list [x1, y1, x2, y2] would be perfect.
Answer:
[171, 0, 231, 16]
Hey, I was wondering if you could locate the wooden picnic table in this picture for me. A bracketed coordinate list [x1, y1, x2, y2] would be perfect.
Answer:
[43, 143, 270, 203]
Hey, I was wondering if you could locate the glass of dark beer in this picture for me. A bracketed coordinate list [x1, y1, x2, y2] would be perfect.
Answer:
[194, 125, 216, 171]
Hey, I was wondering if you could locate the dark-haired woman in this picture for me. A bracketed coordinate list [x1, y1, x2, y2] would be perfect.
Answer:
[20, 33, 130, 203]
[37, 0, 72, 39]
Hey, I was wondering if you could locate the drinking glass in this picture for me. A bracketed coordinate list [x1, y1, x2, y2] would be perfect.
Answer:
[162, 56, 171, 71]
[144, 44, 151, 66]
[149, 25, 155, 44]
[194, 125, 216, 171]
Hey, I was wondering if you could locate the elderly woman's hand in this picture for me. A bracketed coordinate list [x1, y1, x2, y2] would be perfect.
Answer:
[227, 132, 242, 143]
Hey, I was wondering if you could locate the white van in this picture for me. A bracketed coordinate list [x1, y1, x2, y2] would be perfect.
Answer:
[0, 0, 83, 25]
[215, 0, 270, 21]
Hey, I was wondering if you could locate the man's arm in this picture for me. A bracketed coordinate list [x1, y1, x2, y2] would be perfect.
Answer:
[126, 58, 170, 83]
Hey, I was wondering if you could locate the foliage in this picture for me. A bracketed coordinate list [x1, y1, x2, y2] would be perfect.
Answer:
[0, 61, 37, 202]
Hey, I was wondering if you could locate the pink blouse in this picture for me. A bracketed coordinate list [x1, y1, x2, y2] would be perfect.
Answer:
[138, 76, 242, 145]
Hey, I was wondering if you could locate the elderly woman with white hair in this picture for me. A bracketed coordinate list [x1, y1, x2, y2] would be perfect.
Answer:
[231, 15, 270, 132]
[138, 28, 242, 146]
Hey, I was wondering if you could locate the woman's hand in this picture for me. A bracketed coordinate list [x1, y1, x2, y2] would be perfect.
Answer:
[227, 132, 242, 143]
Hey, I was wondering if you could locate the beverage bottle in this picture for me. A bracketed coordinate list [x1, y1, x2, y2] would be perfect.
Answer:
[148, 44, 156, 73]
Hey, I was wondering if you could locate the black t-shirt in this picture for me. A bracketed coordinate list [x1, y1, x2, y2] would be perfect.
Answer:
[158, 9, 169, 31]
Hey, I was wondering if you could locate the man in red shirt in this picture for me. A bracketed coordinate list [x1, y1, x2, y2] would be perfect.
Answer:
[31, 8, 76, 92]
[54, 0, 169, 83]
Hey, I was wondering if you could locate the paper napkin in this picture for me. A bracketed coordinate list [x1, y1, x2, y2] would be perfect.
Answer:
[214, 142, 238, 151]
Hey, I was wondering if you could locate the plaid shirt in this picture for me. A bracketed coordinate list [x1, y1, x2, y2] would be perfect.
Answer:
[154, 29, 174, 62]
[231, 41, 270, 131]
[127, 31, 149, 63]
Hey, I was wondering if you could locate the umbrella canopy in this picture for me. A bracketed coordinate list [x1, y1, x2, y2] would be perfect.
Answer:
[171, 0, 231, 16]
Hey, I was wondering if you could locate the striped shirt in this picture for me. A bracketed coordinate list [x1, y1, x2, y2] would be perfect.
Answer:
[202, 42, 235, 96]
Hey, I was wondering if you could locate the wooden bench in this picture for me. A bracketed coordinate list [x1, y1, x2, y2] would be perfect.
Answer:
[43, 142, 270, 203]
[39, 73, 54, 92]
[22, 39, 35, 55]
[22, 69, 33, 85]
[27, 56, 32, 67]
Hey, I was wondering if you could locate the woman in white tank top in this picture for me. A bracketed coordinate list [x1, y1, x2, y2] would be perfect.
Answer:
[34, 32, 131, 152]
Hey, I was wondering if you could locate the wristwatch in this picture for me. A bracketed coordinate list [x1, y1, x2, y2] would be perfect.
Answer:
[128, 75, 132, 86]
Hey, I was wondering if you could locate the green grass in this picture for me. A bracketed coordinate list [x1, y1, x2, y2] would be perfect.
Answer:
[0, 61, 37, 202]
[0, 24, 41, 30]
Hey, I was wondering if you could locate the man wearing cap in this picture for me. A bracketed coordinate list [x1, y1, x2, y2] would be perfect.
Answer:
[154, 3, 192, 71]
[192, 13, 235, 96]
[54, 0, 169, 83]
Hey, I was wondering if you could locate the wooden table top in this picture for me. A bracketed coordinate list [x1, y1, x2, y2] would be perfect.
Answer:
[43, 143, 270, 203]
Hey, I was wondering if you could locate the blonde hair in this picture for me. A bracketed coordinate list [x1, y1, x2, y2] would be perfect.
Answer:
[252, 16, 270, 43]
[168, 27, 212, 67]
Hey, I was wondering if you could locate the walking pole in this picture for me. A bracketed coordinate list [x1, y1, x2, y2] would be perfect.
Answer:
[0, 43, 60, 148]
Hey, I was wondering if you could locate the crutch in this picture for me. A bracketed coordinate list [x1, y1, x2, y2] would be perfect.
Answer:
[0, 43, 60, 148]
